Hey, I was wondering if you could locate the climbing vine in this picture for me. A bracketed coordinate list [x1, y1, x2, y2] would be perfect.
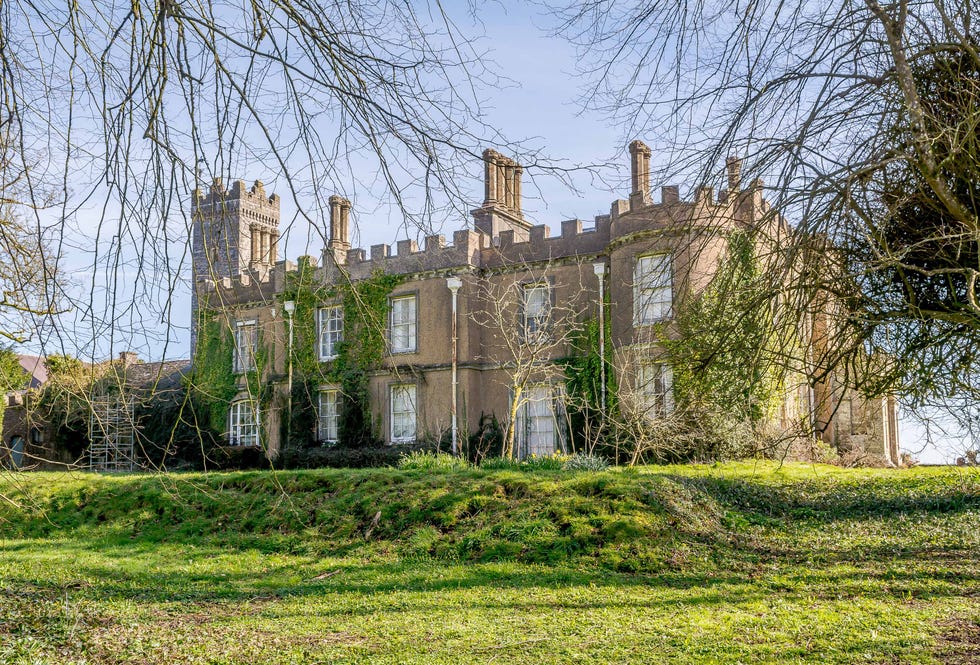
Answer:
[189, 308, 270, 437]
[278, 263, 404, 448]
[0, 346, 28, 433]
[661, 230, 792, 425]
[562, 300, 618, 453]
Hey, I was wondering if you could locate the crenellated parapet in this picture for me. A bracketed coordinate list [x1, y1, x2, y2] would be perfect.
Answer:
[192, 178, 281, 222]
[193, 144, 780, 314]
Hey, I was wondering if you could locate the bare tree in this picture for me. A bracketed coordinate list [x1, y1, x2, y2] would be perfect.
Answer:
[553, 0, 980, 453]
[470, 259, 593, 459]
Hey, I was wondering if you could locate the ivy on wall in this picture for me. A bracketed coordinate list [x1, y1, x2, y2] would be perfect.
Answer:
[0, 346, 29, 434]
[563, 304, 619, 453]
[277, 261, 403, 449]
[662, 230, 792, 425]
[189, 307, 270, 439]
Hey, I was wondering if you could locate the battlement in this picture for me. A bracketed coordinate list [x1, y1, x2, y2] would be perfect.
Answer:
[323, 228, 490, 281]
[192, 178, 281, 217]
[194, 144, 774, 312]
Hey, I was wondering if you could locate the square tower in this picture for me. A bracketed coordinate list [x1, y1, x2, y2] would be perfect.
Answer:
[190, 178, 280, 351]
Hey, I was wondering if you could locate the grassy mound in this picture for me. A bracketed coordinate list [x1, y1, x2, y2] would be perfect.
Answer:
[2, 463, 979, 664]
[2, 463, 979, 572]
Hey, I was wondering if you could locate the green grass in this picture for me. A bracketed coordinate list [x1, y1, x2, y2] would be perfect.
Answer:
[1, 462, 978, 663]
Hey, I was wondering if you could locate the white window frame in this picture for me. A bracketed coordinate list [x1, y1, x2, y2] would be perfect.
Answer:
[634, 254, 673, 325]
[390, 384, 417, 444]
[233, 320, 258, 373]
[390, 294, 418, 354]
[637, 363, 674, 418]
[522, 282, 551, 341]
[317, 388, 340, 445]
[228, 400, 260, 447]
[516, 384, 563, 458]
[317, 306, 344, 361]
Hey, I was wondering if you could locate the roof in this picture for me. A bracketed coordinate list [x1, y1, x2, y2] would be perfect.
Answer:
[118, 359, 192, 391]
[17, 355, 48, 390]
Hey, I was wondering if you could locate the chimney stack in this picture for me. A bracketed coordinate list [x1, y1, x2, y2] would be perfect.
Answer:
[328, 194, 352, 264]
[726, 156, 743, 193]
[118, 351, 139, 367]
[473, 149, 530, 241]
[481, 149, 523, 216]
[629, 140, 652, 209]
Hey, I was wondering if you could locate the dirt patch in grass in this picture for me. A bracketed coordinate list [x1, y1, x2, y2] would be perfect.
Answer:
[935, 618, 980, 664]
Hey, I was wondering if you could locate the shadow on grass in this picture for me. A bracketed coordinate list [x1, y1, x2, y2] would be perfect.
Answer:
[4, 533, 979, 610]
[659, 472, 980, 520]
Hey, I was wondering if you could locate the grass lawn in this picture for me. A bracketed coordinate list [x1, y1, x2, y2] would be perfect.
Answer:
[1, 462, 979, 663]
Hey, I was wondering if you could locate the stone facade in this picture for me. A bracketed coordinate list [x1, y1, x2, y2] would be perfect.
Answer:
[191, 143, 901, 465]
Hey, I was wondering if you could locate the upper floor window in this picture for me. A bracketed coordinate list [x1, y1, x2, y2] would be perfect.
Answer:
[233, 321, 257, 373]
[317, 306, 344, 360]
[634, 254, 673, 325]
[318, 389, 340, 445]
[637, 363, 674, 418]
[228, 400, 260, 447]
[390, 295, 417, 353]
[390, 384, 417, 443]
[522, 282, 551, 341]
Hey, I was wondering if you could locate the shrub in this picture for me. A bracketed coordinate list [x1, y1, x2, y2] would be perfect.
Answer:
[277, 443, 435, 469]
[206, 445, 271, 470]
[398, 451, 471, 472]
[563, 453, 610, 471]
[465, 413, 504, 463]
[480, 454, 569, 471]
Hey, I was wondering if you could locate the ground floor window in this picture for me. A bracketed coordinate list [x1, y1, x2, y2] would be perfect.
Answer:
[390, 384, 417, 443]
[7, 436, 24, 468]
[517, 384, 562, 458]
[318, 389, 339, 444]
[228, 400, 260, 447]
[637, 363, 674, 418]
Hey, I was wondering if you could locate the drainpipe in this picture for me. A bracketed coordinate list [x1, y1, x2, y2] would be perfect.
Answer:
[283, 300, 295, 449]
[446, 277, 463, 456]
[592, 262, 607, 416]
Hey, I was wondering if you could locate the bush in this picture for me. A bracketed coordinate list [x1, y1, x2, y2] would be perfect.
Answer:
[465, 413, 504, 463]
[480, 454, 569, 471]
[277, 443, 436, 469]
[206, 445, 271, 470]
[398, 451, 471, 471]
[563, 453, 610, 471]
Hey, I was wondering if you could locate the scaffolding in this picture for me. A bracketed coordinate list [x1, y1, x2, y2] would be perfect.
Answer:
[88, 392, 137, 472]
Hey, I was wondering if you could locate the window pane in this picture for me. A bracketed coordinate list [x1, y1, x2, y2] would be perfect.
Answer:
[523, 284, 550, 337]
[229, 401, 260, 447]
[637, 364, 673, 417]
[234, 323, 257, 372]
[520, 385, 556, 458]
[391, 384, 417, 442]
[318, 390, 339, 443]
[634, 255, 672, 324]
[318, 307, 343, 359]
[390, 296, 417, 352]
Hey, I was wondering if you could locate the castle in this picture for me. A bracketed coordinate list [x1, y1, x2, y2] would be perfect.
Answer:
[190, 142, 901, 464]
